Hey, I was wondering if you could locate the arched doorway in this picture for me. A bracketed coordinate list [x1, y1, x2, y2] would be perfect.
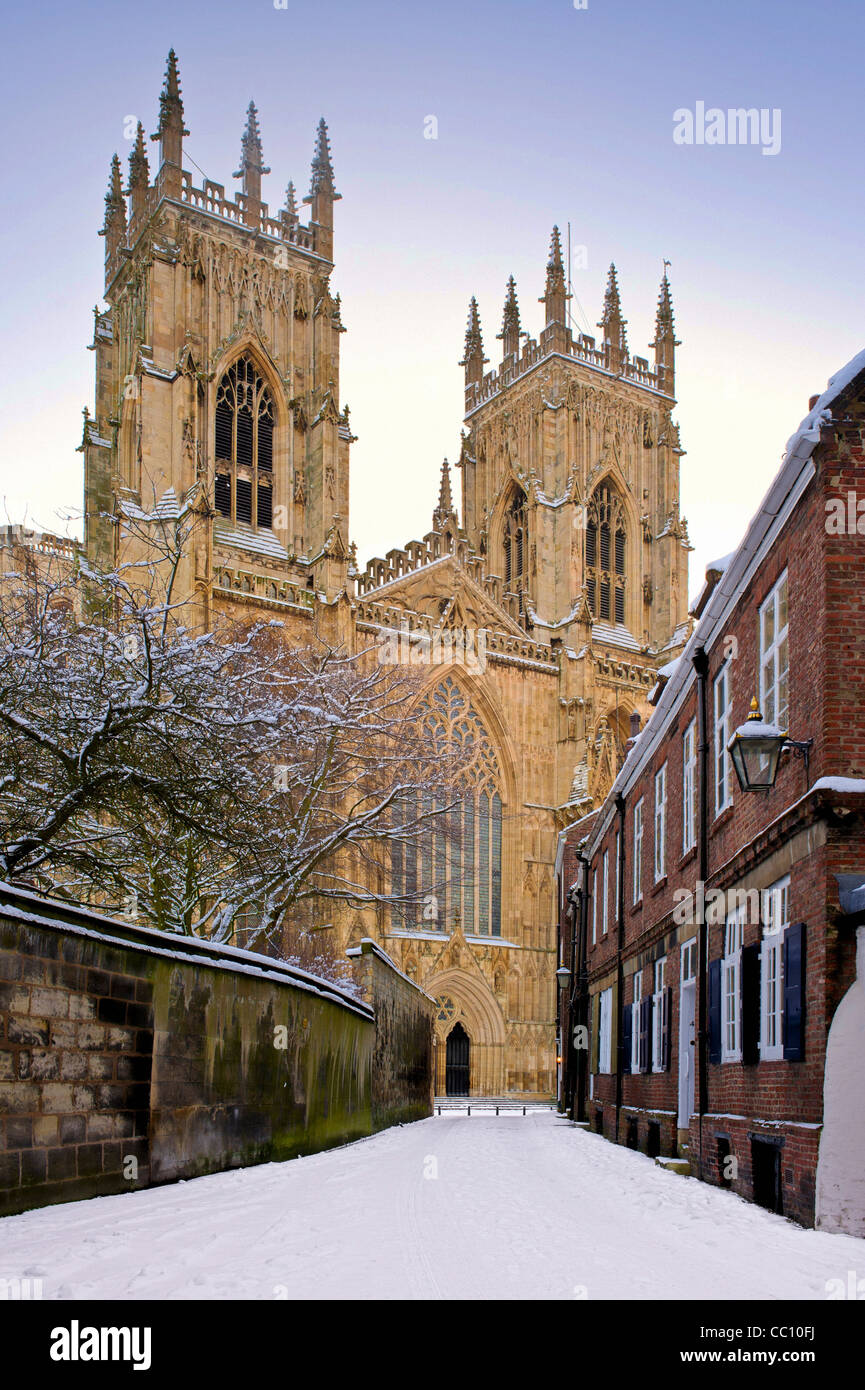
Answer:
[446, 1023, 471, 1096]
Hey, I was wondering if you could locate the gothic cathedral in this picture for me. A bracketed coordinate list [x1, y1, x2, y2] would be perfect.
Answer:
[81, 53, 691, 1097]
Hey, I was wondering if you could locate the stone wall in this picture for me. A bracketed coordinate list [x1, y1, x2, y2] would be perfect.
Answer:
[348, 938, 434, 1129]
[0, 883, 427, 1216]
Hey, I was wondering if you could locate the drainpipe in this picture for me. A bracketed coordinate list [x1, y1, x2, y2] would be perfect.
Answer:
[574, 851, 590, 1122]
[692, 645, 710, 1183]
[563, 883, 578, 1116]
[614, 794, 627, 1144]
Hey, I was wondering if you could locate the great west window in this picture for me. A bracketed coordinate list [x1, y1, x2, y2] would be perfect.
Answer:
[214, 356, 274, 529]
[391, 677, 503, 937]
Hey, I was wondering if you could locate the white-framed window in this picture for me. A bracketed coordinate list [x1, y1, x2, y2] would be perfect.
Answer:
[682, 719, 697, 854]
[633, 799, 643, 904]
[592, 869, 598, 945]
[722, 908, 745, 1062]
[652, 957, 667, 1071]
[681, 936, 697, 983]
[654, 764, 667, 881]
[631, 972, 642, 1072]
[615, 830, 621, 918]
[714, 665, 733, 815]
[760, 874, 790, 1061]
[598, 986, 613, 1074]
[760, 571, 789, 730]
[602, 851, 609, 935]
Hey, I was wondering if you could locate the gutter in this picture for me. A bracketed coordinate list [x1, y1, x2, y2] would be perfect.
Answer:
[575, 851, 590, 1122]
[692, 645, 710, 1180]
[614, 795, 627, 1144]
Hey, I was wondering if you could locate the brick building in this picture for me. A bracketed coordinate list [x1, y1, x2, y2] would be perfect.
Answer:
[557, 351, 865, 1233]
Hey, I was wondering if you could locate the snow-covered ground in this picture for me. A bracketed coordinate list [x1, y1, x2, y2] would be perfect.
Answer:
[3, 1111, 864, 1300]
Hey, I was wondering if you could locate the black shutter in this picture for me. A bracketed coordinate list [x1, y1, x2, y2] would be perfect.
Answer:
[741, 943, 761, 1065]
[236, 477, 252, 525]
[708, 957, 722, 1064]
[236, 406, 253, 469]
[214, 472, 231, 518]
[783, 922, 806, 1061]
[622, 1002, 632, 1074]
[640, 995, 652, 1073]
[600, 523, 611, 571]
[257, 412, 273, 471]
[215, 399, 233, 463]
[257, 481, 273, 530]
[662, 986, 673, 1071]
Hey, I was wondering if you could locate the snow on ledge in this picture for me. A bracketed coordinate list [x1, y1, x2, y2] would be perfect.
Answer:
[811, 776, 865, 794]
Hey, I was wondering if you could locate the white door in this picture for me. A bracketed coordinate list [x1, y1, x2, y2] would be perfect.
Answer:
[678, 980, 696, 1131]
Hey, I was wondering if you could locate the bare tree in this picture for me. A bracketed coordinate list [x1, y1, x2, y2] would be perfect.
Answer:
[0, 529, 464, 953]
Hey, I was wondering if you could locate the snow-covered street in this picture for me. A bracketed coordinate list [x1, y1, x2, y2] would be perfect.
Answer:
[3, 1111, 864, 1301]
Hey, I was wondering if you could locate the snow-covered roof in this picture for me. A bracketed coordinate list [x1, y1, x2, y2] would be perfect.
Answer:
[591, 621, 641, 652]
[662, 620, 692, 650]
[214, 518, 289, 560]
[119, 487, 181, 523]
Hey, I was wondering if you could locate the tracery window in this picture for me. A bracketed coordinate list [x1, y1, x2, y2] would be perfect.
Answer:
[585, 485, 626, 624]
[391, 677, 503, 937]
[214, 356, 274, 529]
[502, 489, 528, 593]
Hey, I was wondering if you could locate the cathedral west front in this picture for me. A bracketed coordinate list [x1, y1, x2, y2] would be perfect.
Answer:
[79, 52, 692, 1098]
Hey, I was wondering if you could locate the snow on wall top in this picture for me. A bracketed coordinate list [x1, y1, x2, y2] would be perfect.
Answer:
[0, 881, 373, 1020]
[346, 936, 436, 1002]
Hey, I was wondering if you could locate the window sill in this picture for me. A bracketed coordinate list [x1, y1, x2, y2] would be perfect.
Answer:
[721, 1053, 743, 1065]
[650, 876, 668, 897]
[679, 845, 698, 872]
[712, 804, 735, 831]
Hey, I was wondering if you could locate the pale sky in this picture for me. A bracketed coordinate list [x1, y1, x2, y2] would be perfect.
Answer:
[2, 0, 863, 603]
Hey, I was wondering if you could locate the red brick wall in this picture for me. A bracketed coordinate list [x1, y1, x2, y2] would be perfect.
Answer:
[576, 381, 865, 1226]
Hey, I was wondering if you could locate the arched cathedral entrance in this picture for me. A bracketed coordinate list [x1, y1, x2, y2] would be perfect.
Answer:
[430, 971, 506, 1096]
[445, 1023, 471, 1096]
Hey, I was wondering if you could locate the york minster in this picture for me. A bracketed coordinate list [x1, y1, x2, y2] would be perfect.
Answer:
[73, 53, 692, 1098]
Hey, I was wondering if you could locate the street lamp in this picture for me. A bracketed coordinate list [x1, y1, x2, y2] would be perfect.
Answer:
[556, 965, 572, 992]
[727, 697, 812, 793]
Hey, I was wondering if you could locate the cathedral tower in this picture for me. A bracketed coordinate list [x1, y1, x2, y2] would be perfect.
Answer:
[457, 233, 691, 801]
[82, 51, 352, 621]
